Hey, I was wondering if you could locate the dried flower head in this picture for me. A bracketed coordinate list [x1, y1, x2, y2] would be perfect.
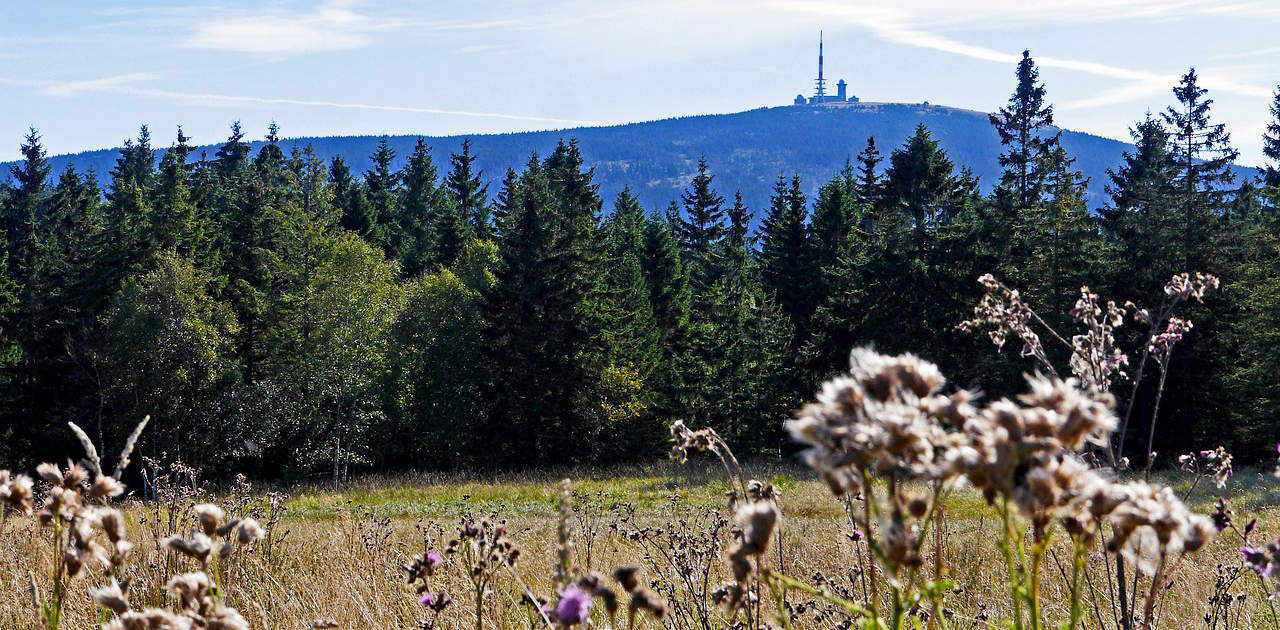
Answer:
[0, 470, 35, 515]
[91, 578, 131, 615]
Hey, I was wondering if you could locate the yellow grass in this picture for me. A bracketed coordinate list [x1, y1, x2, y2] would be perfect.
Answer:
[3, 461, 1279, 629]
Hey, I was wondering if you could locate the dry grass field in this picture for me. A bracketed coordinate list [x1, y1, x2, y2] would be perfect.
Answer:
[4, 459, 1280, 630]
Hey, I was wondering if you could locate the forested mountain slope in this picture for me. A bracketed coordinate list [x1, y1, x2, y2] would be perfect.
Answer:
[9, 102, 1207, 213]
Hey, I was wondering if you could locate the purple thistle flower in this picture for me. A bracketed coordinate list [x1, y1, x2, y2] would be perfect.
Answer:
[1243, 547, 1267, 573]
[421, 590, 453, 612]
[554, 585, 592, 625]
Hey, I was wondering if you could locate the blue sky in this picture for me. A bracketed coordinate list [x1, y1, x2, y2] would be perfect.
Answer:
[1, 0, 1277, 164]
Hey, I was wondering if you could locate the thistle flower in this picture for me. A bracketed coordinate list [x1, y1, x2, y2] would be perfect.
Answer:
[164, 533, 214, 565]
[1242, 542, 1280, 580]
[91, 578, 130, 615]
[235, 518, 265, 545]
[628, 588, 667, 620]
[726, 500, 779, 582]
[786, 349, 973, 493]
[613, 565, 640, 592]
[36, 462, 64, 485]
[1164, 272, 1219, 302]
[0, 470, 35, 515]
[89, 475, 125, 502]
[104, 609, 192, 630]
[1105, 481, 1215, 572]
[1150, 317, 1193, 356]
[552, 585, 592, 625]
[961, 276, 1044, 361]
[1182, 447, 1234, 489]
[1017, 375, 1116, 450]
[420, 590, 453, 612]
[194, 504, 225, 536]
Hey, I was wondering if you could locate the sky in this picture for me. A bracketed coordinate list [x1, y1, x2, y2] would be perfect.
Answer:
[1, 0, 1278, 164]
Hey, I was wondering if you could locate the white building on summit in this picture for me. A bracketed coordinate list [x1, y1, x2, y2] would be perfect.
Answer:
[794, 31, 858, 105]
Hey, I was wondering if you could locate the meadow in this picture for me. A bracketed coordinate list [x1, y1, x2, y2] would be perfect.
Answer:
[2, 272, 1273, 630]
[4, 452, 1280, 630]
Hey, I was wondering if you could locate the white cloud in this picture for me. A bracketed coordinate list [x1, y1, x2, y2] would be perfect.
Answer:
[184, 0, 376, 54]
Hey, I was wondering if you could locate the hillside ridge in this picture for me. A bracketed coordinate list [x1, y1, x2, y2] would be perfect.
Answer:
[2, 103, 1253, 213]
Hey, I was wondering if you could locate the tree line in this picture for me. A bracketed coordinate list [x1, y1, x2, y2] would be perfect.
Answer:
[1, 51, 1279, 477]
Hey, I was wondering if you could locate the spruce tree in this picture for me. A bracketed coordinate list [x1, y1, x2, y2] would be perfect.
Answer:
[989, 50, 1057, 211]
[397, 138, 449, 273]
[330, 156, 374, 238]
[855, 137, 883, 209]
[364, 137, 400, 250]
[757, 173, 812, 331]
[149, 129, 201, 257]
[640, 208, 690, 360]
[214, 121, 251, 177]
[1163, 68, 1238, 271]
[601, 188, 660, 372]
[481, 151, 603, 465]
[675, 157, 726, 297]
[1264, 86, 1280, 189]
[446, 139, 491, 239]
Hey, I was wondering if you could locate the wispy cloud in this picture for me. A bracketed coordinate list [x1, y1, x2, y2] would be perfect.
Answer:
[177, 1, 587, 56]
[38, 73, 160, 98]
[773, 0, 1273, 107]
[0, 75, 604, 126]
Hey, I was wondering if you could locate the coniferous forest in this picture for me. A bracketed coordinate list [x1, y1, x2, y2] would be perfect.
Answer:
[2, 53, 1278, 478]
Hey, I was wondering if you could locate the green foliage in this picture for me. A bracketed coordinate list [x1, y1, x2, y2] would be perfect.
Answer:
[388, 239, 495, 468]
[98, 252, 243, 468]
[5, 55, 1280, 474]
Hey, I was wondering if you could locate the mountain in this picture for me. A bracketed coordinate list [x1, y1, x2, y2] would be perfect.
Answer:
[1, 102, 1254, 214]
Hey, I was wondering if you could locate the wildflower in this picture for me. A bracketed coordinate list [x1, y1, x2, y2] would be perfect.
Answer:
[628, 588, 667, 620]
[553, 585, 592, 625]
[88, 475, 124, 502]
[104, 609, 191, 630]
[91, 579, 131, 615]
[194, 504, 225, 536]
[235, 518, 265, 545]
[420, 590, 453, 612]
[164, 533, 213, 565]
[613, 565, 640, 592]
[1105, 481, 1215, 573]
[0, 470, 35, 515]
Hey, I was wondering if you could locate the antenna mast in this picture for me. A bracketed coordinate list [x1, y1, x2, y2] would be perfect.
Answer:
[814, 30, 826, 101]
